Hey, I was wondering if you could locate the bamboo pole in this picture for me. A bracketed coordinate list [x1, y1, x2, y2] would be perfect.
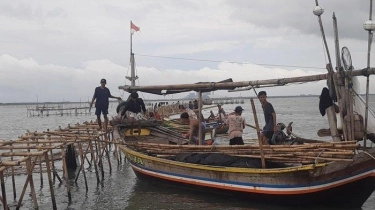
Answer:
[250, 98, 266, 168]
[75, 143, 90, 183]
[60, 146, 71, 202]
[44, 152, 57, 210]
[10, 144, 17, 201]
[0, 170, 7, 210]
[332, 12, 349, 141]
[27, 158, 38, 209]
[119, 68, 375, 92]
[77, 143, 88, 192]
[88, 140, 100, 184]
[198, 91, 202, 145]
[97, 137, 104, 180]
[364, 0, 373, 148]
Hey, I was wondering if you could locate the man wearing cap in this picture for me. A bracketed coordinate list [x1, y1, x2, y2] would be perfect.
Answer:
[225, 106, 246, 145]
[258, 91, 277, 145]
[89, 79, 121, 131]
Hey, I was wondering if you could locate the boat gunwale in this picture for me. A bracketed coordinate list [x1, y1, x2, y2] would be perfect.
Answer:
[119, 145, 328, 174]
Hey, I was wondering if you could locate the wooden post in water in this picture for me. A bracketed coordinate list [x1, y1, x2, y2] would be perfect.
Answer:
[0, 169, 8, 210]
[89, 139, 100, 184]
[27, 158, 38, 209]
[250, 98, 266, 169]
[10, 143, 17, 201]
[77, 143, 89, 192]
[60, 146, 72, 202]
[96, 137, 105, 180]
[104, 133, 112, 174]
[44, 152, 57, 210]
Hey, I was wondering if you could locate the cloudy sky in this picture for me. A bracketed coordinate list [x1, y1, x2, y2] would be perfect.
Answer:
[0, 0, 374, 103]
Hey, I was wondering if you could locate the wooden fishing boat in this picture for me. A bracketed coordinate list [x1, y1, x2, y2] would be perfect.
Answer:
[115, 2, 375, 207]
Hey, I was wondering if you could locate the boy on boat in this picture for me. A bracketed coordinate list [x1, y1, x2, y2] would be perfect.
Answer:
[89, 78, 122, 131]
[180, 112, 206, 145]
[258, 91, 277, 145]
[225, 106, 246, 145]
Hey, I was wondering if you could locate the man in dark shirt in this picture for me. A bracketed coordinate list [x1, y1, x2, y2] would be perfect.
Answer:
[121, 92, 146, 119]
[89, 78, 121, 131]
[258, 91, 277, 145]
[121, 92, 146, 135]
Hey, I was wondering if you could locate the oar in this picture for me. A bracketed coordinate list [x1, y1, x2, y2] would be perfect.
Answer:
[246, 123, 257, 130]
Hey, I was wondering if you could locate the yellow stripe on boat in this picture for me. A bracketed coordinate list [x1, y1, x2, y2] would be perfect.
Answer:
[119, 145, 327, 174]
[124, 128, 151, 136]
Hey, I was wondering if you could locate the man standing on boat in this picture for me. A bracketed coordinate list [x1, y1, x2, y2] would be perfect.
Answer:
[258, 91, 277, 145]
[180, 112, 206, 145]
[121, 92, 147, 120]
[89, 78, 122, 131]
[226, 106, 246, 145]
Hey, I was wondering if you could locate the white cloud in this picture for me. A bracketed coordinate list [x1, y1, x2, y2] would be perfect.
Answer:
[0, 1, 375, 102]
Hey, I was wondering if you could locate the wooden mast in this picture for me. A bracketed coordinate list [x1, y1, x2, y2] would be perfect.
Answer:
[314, 1, 343, 142]
[332, 12, 349, 141]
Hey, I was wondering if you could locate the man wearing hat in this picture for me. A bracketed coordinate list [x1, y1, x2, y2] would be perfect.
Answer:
[225, 106, 246, 145]
[89, 78, 121, 131]
[258, 91, 277, 145]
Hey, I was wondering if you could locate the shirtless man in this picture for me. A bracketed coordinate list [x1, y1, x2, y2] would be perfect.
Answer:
[180, 112, 206, 145]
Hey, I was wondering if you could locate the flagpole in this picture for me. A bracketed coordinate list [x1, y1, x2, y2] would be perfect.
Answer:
[130, 20, 136, 87]
[130, 20, 133, 55]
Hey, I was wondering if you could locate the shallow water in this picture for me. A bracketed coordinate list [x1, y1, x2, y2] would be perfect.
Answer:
[1, 97, 374, 209]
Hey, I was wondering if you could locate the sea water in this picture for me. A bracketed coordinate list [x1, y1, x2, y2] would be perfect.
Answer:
[0, 96, 374, 210]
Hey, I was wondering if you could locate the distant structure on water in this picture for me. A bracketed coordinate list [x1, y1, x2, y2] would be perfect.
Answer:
[26, 103, 91, 117]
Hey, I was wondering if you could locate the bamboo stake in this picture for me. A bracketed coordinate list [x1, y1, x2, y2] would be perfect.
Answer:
[88, 140, 100, 184]
[44, 152, 57, 210]
[60, 146, 71, 202]
[77, 143, 88, 192]
[97, 137, 104, 180]
[27, 158, 38, 209]
[0, 170, 8, 210]
[10, 144, 16, 201]
[74, 143, 89, 183]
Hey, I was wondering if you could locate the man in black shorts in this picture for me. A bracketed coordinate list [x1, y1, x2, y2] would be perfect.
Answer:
[258, 91, 277, 145]
[89, 78, 121, 131]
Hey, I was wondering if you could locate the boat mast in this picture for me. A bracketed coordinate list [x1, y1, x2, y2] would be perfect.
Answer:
[313, 1, 342, 141]
[128, 20, 138, 87]
[363, 0, 374, 147]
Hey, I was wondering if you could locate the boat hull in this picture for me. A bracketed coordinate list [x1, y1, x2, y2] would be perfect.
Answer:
[120, 145, 375, 207]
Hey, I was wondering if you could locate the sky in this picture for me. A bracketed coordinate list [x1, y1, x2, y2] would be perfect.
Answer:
[1, 0, 375, 103]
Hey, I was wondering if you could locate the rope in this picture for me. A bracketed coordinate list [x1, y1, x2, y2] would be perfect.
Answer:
[363, 151, 375, 161]
[352, 90, 375, 118]
[134, 54, 326, 70]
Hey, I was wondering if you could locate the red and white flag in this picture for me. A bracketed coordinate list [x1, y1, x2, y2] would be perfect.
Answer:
[131, 22, 140, 35]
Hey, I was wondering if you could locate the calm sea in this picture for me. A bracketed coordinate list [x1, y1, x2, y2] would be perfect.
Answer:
[1, 96, 374, 210]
